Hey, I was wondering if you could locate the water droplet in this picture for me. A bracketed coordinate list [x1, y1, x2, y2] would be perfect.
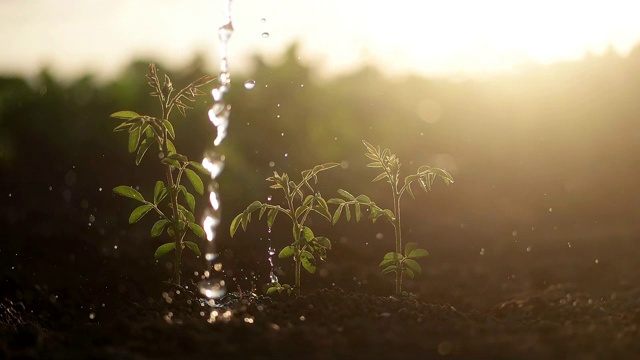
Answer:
[267, 195, 272, 201]
[244, 79, 256, 89]
[48, 186, 52, 191]
[202, 150, 225, 179]
[549, 207, 553, 212]
[114, 245, 118, 250]
[89, 214, 95, 223]
[480, 248, 486, 255]
[281, 132, 284, 136]
[218, 22, 234, 42]
[205, 252, 217, 261]
[526, 246, 531, 252]
[261, 32, 270, 38]
[268, 161, 275, 167]
[595, 259, 599, 264]
[89, 312, 95, 320]
[214, 263, 223, 271]
[98, 187, 102, 192]
[199, 279, 226, 299]
[284, 153, 288, 158]
[261, 18, 266, 23]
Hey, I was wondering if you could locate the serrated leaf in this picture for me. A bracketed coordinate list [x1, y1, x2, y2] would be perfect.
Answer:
[184, 241, 201, 256]
[300, 251, 316, 273]
[267, 207, 278, 228]
[405, 243, 418, 257]
[188, 222, 206, 239]
[162, 119, 175, 139]
[337, 189, 355, 200]
[154, 242, 176, 259]
[128, 127, 141, 153]
[129, 204, 153, 224]
[381, 265, 397, 275]
[404, 258, 422, 274]
[188, 161, 211, 176]
[151, 219, 170, 237]
[110, 110, 140, 119]
[408, 248, 429, 259]
[184, 168, 204, 195]
[230, 213, 243, 237]
[332, 204, 344, 225]
[113, 186, 145, 202]
[278, 245, 295, 258]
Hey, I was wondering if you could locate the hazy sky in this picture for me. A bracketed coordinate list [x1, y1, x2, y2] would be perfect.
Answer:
[2, 0, 640, 79]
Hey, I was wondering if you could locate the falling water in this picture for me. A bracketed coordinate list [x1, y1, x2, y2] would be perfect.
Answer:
[198, 0, 234, 300]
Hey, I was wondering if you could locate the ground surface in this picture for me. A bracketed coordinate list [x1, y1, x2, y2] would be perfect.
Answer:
[2, 231, 640, 359]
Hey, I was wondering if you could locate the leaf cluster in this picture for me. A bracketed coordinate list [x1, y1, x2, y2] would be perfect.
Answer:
[379, 242, 429, 280]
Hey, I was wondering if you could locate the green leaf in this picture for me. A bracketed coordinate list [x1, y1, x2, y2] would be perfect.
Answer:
[110, 110, 140, 119]
[167, 153, 188, 162]
[184, 168, 204, 195]
[407, 248, 429, 259]
[128, 127, 141, 153]
[355, 195, 371, 203]
[160, 157, 181, 169]
[381, 265, 397, 275]
[113, 186, 145, 202]
[245, 200, 263, 214]
[153, 181, 165, 204]
[188, 222, 206, 239]
[383, 251, 402, 261]
[266, 287, 278, 294]
[230, 213, 243, 237]
[189, 161, 211, 176]
[300, 251, 316, 273]
[404, 258, 422, 274]
[162, 119, 175, 139]
[113, 122, 131, 132]
[366, 162, 383, 168]
[154, 242, 176, 259]
[345, 204, 351, 222]
[184, 241, 201, 256]
[337, 189, 355, 200]
[372, 172, 388, 182]
[379, 258, 397, 268]
[302, 227, 314, 241]
[313, 204, 331, 221]
[303, 195, 314, 206]
[182, 188, 196, 212]
[332, 204, 343, 225]
[405, 243, 418, 257]
[178, 205, 195, 223]
[151, 219, 170, 237]
[354, 202, 361, 222]
[315, 236, 331, 250]
[267, 207, 278, 228]
[166, 139, 177, 154]
[362, 140, 377, 154]
[294, 206, 306, 219]
[129, 204, 153, 224]
[135, 138, 155, 165]
[404, 267, 415, 279]
[327, 198, 345, 204]
[278, 245, 295, 258]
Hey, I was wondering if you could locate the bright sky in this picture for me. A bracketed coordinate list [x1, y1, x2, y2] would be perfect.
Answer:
[1, 0, 640, 79]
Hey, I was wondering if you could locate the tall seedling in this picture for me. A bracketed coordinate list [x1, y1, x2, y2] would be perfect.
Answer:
[110, 63, 214, 285]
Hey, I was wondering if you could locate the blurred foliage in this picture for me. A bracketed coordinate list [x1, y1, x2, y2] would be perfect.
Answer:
[2, 43, 640, 286]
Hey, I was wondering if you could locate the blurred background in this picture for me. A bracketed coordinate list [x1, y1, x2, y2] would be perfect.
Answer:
[2, 0, 640, 304]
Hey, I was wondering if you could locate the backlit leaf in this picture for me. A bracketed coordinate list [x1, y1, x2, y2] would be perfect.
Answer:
[332, 204, 343, 224]
[278, 245, 295, 258]
[184, 241, 201, 256]
[230, 213, 243, 237]
[405, 243, 418, 256]
[184, 168, 204, 195]
[337, 189, 355, 200]
[154, 242, 176, 259]
[162, 119, 175, 139]
[128, 126, 141, 153]
[110, 110, 140, 119]
[188, 222, 206, 239]
[407, 248, 429, 259]
[404, 267, 415, 279]
[188, 161, 210, 176]
[404, 258, 422, 274]
[113, 186, 145, 202]
[129, 204, 153, 224]
[300, 251, 316, 273]
[267, 207, 279, 228]
[135, 138, 155, 165]
[302, 226, 314, 241]
[381, 265, 397, 275]
[151, 219, 170, 237]
[315, 236, 331, 249]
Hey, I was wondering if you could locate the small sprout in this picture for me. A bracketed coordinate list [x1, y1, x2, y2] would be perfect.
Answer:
[231, 163, 339, 295]
[329, 141, 452, 295]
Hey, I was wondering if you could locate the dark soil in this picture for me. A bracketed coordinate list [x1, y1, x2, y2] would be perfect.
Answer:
[2, 228, 640, 360]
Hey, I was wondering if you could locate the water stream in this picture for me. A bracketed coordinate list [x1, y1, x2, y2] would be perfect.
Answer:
[198, 0, 234, 300]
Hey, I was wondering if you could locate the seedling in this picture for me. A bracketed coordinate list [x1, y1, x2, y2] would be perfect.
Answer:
[230, 163, 339, 295]
[329, 141, 453, 295]
[110, 63, 214, 285]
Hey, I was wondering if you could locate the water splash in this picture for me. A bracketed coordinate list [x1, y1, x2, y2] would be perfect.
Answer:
[199, 0, 235, 300]
[267, 227, 278, 284]
[244, 79, 256, 89]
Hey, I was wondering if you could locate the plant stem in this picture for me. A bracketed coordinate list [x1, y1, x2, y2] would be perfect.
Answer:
[288, 196, 302, 296]
[392, 193, 402, 296]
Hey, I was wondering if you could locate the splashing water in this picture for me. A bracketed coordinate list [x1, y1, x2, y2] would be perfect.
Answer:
[267, 227, 278, 283]
[199, 0, 235, 300]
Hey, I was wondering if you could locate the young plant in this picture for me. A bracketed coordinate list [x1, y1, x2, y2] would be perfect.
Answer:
[230, 163, 339, 295]
[110, 63, 214, 285]
[329, 140, 453, 296]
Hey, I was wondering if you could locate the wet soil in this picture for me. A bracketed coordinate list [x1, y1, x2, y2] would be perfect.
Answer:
[2, 233, 640, 359]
